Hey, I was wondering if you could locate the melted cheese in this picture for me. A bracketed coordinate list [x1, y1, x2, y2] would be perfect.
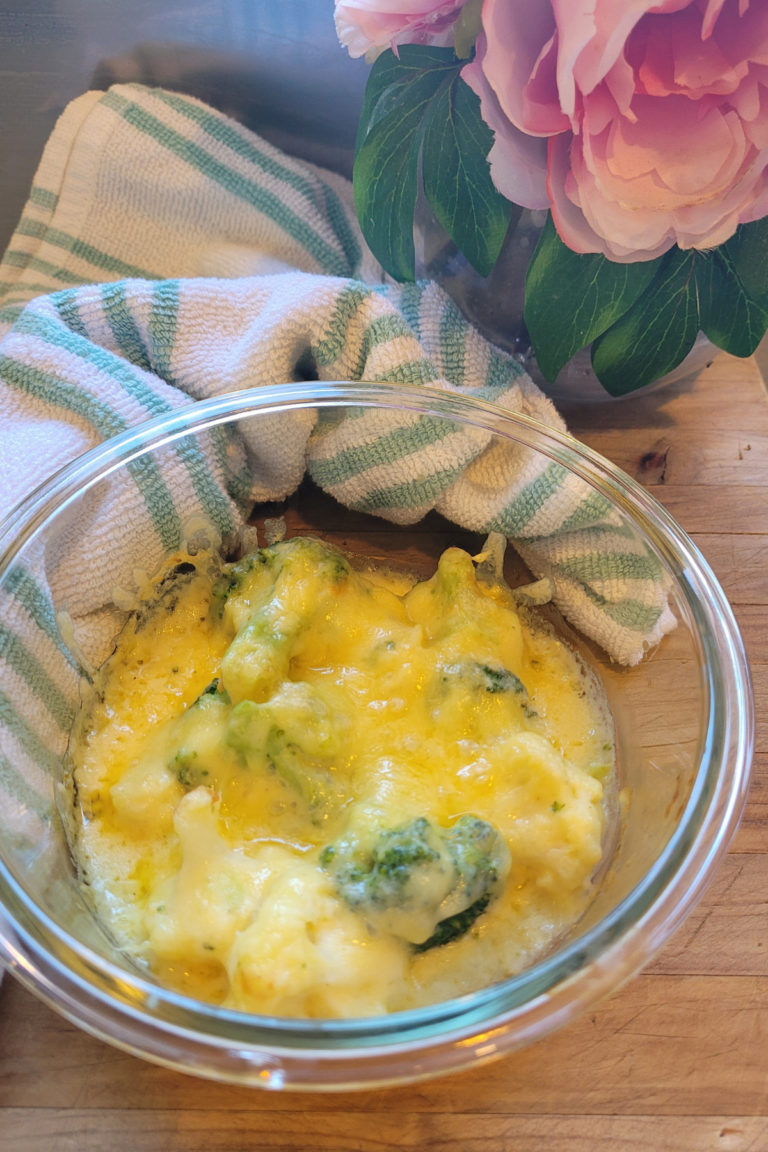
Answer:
[67, 538, 615, 1017]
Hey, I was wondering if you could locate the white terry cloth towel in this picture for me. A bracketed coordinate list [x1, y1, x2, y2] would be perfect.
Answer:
[0, 85, 676, 885]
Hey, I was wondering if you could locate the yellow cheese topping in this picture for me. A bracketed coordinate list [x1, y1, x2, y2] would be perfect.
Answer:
[66, 537, 615, 1018]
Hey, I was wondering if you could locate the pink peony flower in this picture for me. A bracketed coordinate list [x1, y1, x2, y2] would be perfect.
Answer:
[464, 0, 768, 261]
[335, 0, 468, 58]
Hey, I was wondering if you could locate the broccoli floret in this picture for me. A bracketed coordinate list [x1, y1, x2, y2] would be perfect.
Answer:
[173, 748, 210, 788]
[210, 553, 269, 615]
[322, 815, 510, 948]
[477, 664, 527, 696]
[218, 539, 352, 703]
[330, 553, 351, 582]
[219, 605, 297, 704]
[132, 559, 200, 633]
[264, 727, 337, 813]
[436, 662, 528, 703]
[165, 686, 232, 789]
[444, 814, 510, 909]
[226, 682, 345, 817]
[332, 818, 447, 912]
[195, 678, 230, 704]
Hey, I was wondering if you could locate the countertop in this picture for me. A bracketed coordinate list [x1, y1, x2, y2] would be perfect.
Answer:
[2, 350, 767, 1151]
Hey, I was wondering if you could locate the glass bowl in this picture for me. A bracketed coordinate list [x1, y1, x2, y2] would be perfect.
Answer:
[0, 382, 753, 1090]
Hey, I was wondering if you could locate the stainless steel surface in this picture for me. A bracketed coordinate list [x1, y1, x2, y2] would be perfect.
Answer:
[0, 0, 368, 253]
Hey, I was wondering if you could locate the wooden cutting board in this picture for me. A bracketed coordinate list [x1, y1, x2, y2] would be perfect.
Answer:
[2, 350, 767, 1152]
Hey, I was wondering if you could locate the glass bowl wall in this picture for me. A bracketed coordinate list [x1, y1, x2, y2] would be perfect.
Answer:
[0, 382, 753, 1089]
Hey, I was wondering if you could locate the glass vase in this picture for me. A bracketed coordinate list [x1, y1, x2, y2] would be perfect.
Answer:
[415, 200, 717, 404]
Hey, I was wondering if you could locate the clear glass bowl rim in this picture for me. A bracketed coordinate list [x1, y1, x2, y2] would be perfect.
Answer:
[0, 382, 754, 1079]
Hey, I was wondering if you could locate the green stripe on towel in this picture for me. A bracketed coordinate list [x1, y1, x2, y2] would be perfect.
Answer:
[29, 186, 59, 211]
[490, 462, 570, 537]
[0, 623, 75, 732]
[100, 282, 152, 371]
[0, 351, 180, 549]
[0, 753, 52, 823]
[147, 87, 363, 277]
[311, 415, 458, 489]
[0, 690, 61, 777]
[101, 90, 351, 278]
[4, 567, 79, 670]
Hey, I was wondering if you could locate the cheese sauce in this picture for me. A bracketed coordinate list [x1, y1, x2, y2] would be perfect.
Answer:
[66, 537, 615, 1018]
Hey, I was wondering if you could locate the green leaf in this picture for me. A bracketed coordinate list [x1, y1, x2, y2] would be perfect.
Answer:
[353, 47, 460, 281]
[697, 248, 768, 358]
[591, 248, 699, 396]
[355, 46, 457, 157]
[724, 217, 768, 300]
[524, 216, 663, 383]
[422, 74, 514, 278]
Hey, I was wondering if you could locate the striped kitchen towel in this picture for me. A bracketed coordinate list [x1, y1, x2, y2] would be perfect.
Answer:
[0, 84, 676, 872]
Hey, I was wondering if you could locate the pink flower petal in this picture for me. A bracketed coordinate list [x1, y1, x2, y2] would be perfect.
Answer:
[712, 0, 768, 69]
[702, 0, 728, 40]
[571, 0, 689, 98]
[635, 5, 750, 98]
[737, 177, 768, 225]
[522, 32, 567, 134]
[673, 207, 743, 247]
[548, 132, 676, 259]
[604, 54, 637, 118]
[606, 95, 746, 198]
[547, 133, 609, 254]
[462, 43, 549, 208]
[671, 144, 768, 236]
[576, 130, 681, 252]
[480, 0, 569, 135]
[673, 15, 747, 95]
[551, 0, 598, 118]
[732, 74, 761, 123]
[633, 18, 676, 97]
[583, 83, 619, 136]
[741, 83, 768, 148]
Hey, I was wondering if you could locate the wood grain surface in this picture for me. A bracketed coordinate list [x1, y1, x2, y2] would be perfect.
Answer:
[2, 351, 767, 1152]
